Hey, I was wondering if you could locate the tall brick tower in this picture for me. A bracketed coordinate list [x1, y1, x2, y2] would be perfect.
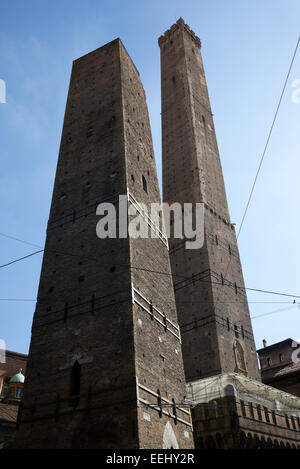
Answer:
[15, 39, 193, 449]
[158, 19, 260, 383]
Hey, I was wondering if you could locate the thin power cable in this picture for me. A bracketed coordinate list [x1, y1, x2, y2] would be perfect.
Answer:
[237, 34, 300, 240]
[0, 245, 190, 281]
[0, 299, 37, 302]
[2, 247, 300, 300]
[0, 232, 43, 249]
[250, 305, 297, 320]
[0, 299, 295, 304]
[0, 250, 43, 269]
[213, 34, 300, 313]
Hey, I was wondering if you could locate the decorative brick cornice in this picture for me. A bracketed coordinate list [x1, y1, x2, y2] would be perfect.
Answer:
[158, 17, 201, 48]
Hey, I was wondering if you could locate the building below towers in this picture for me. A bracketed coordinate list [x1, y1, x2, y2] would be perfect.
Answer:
[257, 339, 300, 398]
[187, 372, 300, 449]
[0, 350, 27, 448]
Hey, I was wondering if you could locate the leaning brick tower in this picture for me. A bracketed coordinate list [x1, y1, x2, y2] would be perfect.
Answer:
[158, 19, 260, 383]
[15, 39, 193, 449]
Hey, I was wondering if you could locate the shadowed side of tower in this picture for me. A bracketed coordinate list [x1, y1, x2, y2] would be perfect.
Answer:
[15, 39, 193, 449]
[159, 19, 260, 382]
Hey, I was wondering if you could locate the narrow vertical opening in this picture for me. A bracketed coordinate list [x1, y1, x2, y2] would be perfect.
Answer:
[157, 389, 162, 418]
[69, 360, 81, 408]
[142, 175, 148, 194]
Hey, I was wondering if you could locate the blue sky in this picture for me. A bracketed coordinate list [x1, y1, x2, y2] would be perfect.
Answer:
[0, 0, 300, 354]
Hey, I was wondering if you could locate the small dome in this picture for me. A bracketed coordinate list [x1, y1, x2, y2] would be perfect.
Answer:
[10, 369, 25, 384]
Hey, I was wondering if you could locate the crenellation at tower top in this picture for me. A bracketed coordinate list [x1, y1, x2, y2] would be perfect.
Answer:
[158, 18, 201, 49]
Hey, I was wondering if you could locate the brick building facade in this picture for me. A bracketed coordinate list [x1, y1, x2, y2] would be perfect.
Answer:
[0, 351, 27, 447]
[257, 339, 300, 398]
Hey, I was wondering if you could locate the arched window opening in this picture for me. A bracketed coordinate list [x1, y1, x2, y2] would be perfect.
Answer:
[205, 436, 216, 449]
[215, 433, 224, 449]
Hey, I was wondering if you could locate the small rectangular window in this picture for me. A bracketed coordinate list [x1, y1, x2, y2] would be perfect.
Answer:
[285, 415, 290, 428]
[257, 405, 262, 421]
[249, 402, 254, 418]
[264, 407, 270, 423]
[240, 400, 246, 417]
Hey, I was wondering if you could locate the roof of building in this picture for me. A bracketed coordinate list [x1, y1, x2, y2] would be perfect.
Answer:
[0, 403, 18, 423]
[262, 361, 300, 383]
[6, 350, 28, 359]
[257, 339, 294, 354]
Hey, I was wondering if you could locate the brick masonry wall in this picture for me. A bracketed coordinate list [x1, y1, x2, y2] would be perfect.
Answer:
[15, 39, 193, 449]
[192, 395, 300, 448]
[159, 19, 260, 382]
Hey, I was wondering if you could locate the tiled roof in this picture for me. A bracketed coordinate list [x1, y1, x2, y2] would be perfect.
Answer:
[262, 361, 300, 382]
[6, 350, 28, 359]
[257, 339, 293, 353]
[0, 403, 18, 423]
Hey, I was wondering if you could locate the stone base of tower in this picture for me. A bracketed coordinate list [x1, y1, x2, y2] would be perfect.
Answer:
[186, 373, 300, 449]
[13, 379, 194, 449]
